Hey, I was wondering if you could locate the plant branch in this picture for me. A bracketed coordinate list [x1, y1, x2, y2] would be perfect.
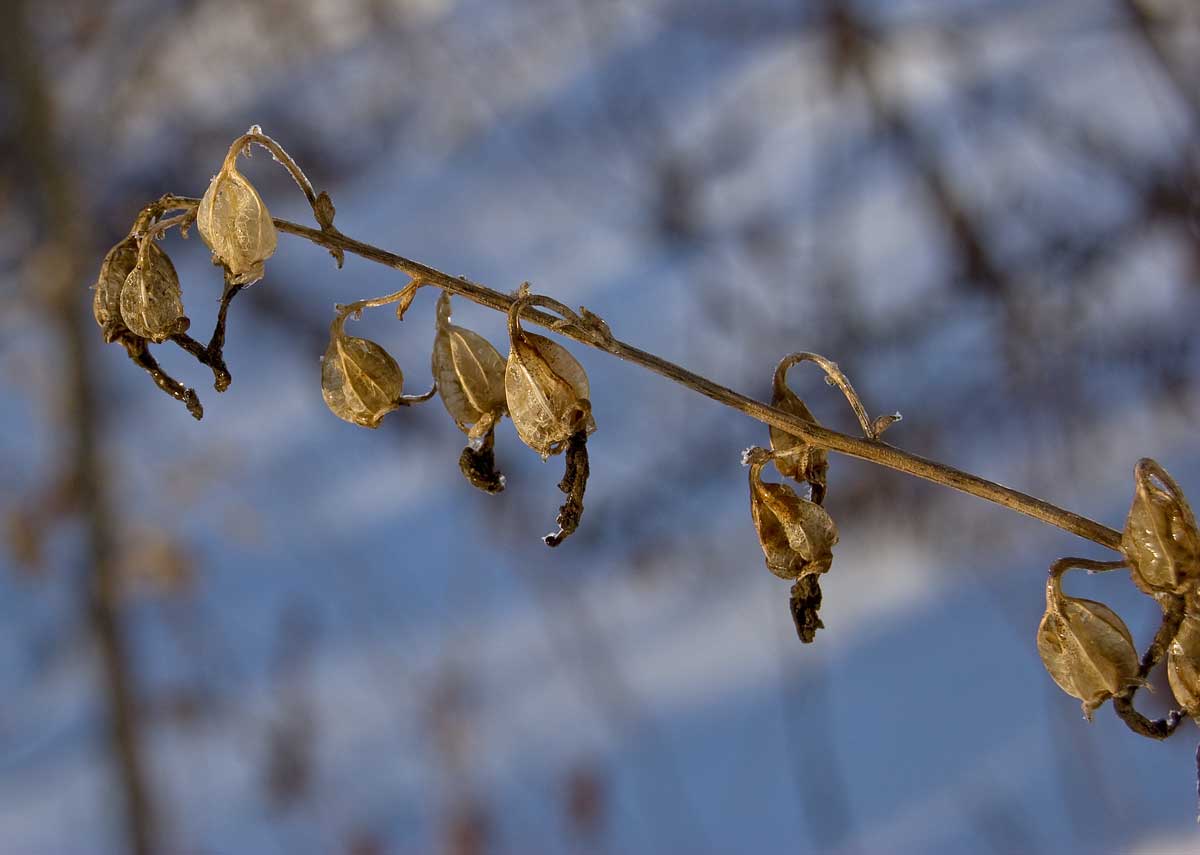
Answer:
[150, 196, 1123, 551]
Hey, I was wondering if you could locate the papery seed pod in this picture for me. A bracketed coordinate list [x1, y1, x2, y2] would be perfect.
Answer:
[197, 160, 277, 285]
[321, 317, 405, 428]
[1037, 560, 1141, 719]
[768, 357, 828, 504]
[1168, 614, 1200, 720]
[505, 297, 595, 459]
[432, 292, 507, 439]
[746, 448, 838, 580]
[118, 240, 189, 344]
[1121, 459, 1200, 596]
[94, 236, 140, 342]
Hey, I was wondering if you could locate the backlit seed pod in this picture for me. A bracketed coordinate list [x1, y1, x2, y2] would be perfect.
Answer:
[1037, 561, 1140, 719]
[94, 236, 140, 342]
[321, 317, 405, 428]
[1121, 459, 1200, 596]
[197, 160, 277, 285]
[505, 297, 595, 459]
[118, 240, 189, 343]
[746, 449, 838, 580]
[1168, 614, 1200, 719]
[768, 358, 828, 504]
[432, 292, 507, 440]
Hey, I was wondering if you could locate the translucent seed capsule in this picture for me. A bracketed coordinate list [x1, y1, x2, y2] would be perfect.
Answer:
[94, 236, 140, 342]
[1168, 614, 1200, 720]
[1037, 561, 1140, 719]
[1121, 459, 1200, 596]
[118, 240, 189, 343]
[321, 319, 405, 428]
[197, 161, 277, 285]
[768, 359, 828, 503]
[505, 299, 595, 458]
[432, 292, 507, 440]
[747, 449, 838, 580]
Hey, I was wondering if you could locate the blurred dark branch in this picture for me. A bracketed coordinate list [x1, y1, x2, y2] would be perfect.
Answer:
[1, 3, 158, 854]
[1120, 0, 1200, 126]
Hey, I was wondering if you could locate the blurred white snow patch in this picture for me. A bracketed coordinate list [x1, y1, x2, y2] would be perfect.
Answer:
[1128, 832, 1200, 855]
[311, 445, 449, 533]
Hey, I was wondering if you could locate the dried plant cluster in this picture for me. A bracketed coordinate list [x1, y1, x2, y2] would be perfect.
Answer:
[94, 128, 1200, 808]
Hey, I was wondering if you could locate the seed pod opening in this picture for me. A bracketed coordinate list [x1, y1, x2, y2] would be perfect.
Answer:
[747, 449, 838, 580]
[1036, 560, 1140, 719]
[321, 316, 405, 428]
[118, 239, 189, 344]
[1168, 614, 1200, 720]
[197, 159, 277, 285]
[94, 236, 140, 342]
[504, 297, 595, 459]
[768, 357, 828, 504]
[432, 292, 507, 439]
[1121, 459, 1200, 596]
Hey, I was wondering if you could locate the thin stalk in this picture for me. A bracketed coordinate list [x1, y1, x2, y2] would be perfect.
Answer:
[156, 197, 1124, 551]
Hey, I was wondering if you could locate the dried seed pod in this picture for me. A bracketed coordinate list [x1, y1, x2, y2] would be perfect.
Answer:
[1121, 459, 1200, 596]
[1037, 559, 1141, 719]
[93, 236, 140, 342]
[504, 296, 595, 459]
[768, 357, 828, 504]
[1168, 614, 1200, 720]
[197, 159, 277, 285]
[432, 292, 507, 439]
[321, 316, 405, 428]
[746, 448, 838, 580]
[118, 239, 189, 343]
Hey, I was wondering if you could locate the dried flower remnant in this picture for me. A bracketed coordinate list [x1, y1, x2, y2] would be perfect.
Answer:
[769, 355, 830, 504]
[433, 291, 509, 493]
[197, 149, 277, 285]
[1168, 613, 1200, 721]
[321, 312, 431, 428]
[118, 239, 189, 343]
[1121, 458, 1200, 596]
[505, 291, 596, 545]
[744, 446, 838, 641]
[93, 236, 139, 342]
[1037, 558, 1141, 719]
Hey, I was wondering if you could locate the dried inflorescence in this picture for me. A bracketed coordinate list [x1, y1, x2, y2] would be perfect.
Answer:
[93, 127, 1200, 815]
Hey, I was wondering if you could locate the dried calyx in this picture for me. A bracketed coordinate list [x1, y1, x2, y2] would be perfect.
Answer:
[433, 291, 508, 493]
[1121, 458, 1200, 596]
[120, 232, 190, 343]
[197, 136, 278, 285]
[1168, 613, 1200, 721]
[744, 446, 839, 642]
[505, 289, 596, 546]
[1036, 558, 1141, 719]
[321, 309, 433, 428]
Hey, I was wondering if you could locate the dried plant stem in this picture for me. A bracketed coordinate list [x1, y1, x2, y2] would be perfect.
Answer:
[155, 197, 1123, 552]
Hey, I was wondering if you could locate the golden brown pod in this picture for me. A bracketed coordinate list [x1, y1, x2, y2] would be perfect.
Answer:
[504, 296, 595, 459]
[768, 357, 828, 503]
[746, 448, 838, 580]
[118, 239, 189, 343]
[1168, 613, 1200, 719]
[1036, 560, 1140, 719]
[1121, 459, 1200, 596]
[197, 160, 277, 285]
[93, 236, 140, 342]
[432, 291, 507, 440]
[321, 316, 405, 428]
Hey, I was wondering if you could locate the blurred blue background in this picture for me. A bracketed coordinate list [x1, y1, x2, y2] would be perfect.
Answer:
[2, 0, 1199, 853]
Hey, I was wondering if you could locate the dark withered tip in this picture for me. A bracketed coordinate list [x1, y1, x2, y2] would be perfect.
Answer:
[790, 575, 824, 643]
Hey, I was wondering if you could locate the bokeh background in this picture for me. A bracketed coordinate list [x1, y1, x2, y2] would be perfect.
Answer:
[2, 0, 1200, 853]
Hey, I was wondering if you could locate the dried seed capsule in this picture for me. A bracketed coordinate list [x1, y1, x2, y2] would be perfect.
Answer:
[432, 292, 507, 439]
[1168, 614, 1200, 720]
[1037, 560, 1140, 719]
[768, 358, 828, 504]
[746, 448, 838, 580]
[94, 236, 140, 342]
[504, 296, 595, 459]
[1121, 459, 1200, 596]
[197, 160, 277, 285]
[321, 317, 405, 428]
[118, 239, 189, 343]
